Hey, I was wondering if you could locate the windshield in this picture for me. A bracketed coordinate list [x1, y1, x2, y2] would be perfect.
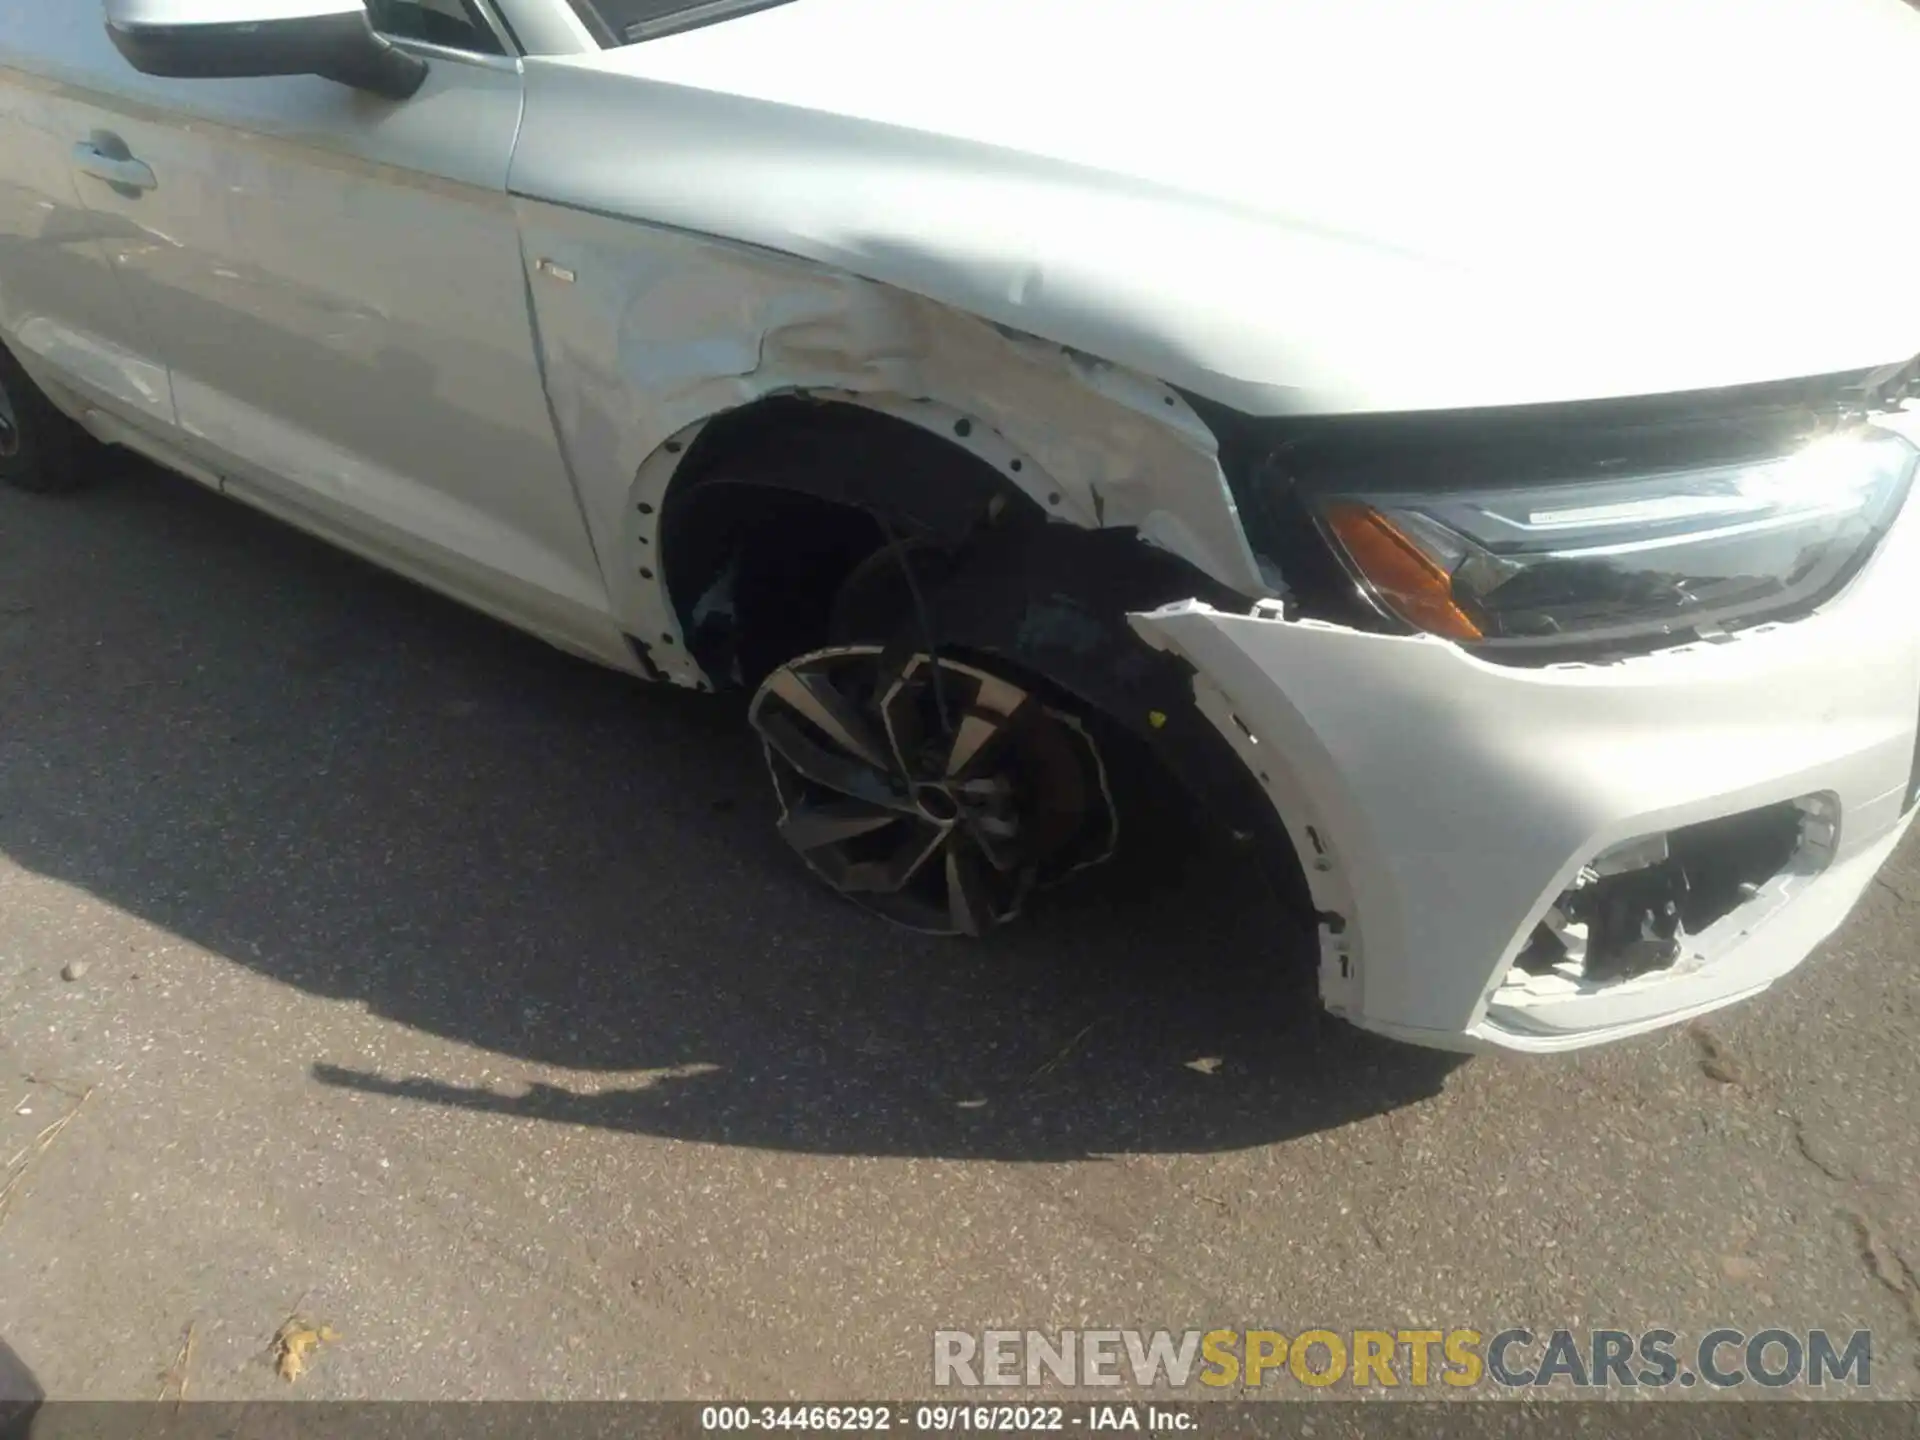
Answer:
[570, 0, 797, 44]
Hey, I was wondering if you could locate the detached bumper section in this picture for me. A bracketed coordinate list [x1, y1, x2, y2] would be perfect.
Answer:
[1132, 447, 1920, 1051]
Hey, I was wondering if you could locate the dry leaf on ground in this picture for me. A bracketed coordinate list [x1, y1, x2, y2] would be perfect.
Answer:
[272, 1317, 339, 1383]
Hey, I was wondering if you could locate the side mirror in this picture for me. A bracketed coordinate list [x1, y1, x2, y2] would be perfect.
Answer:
[104, 0, 429, 101]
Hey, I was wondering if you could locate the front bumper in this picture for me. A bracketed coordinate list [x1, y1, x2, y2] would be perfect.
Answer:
[1132, 406, 1920, 1054]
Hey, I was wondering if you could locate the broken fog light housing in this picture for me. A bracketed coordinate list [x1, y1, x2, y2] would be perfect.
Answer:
[1514, 797, 1834, 987]
[1313, 429, 1917, 647]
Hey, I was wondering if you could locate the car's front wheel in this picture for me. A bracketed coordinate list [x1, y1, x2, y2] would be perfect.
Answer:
[749, 644, 1119, 935]
[0, 346, 95, 494]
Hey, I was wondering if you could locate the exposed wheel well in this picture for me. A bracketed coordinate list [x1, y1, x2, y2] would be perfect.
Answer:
[659, 396, 1043, 689]
[655, 395, 1314, 916]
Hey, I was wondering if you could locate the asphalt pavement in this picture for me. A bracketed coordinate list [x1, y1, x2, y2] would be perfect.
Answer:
[1, 457, 1916, 1399]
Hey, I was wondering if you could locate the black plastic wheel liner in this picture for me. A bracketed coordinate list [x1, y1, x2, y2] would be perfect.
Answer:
[908, 523, 1314, 916]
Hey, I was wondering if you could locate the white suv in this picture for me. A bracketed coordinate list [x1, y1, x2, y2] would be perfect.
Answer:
[4, 0, 1919, 1052]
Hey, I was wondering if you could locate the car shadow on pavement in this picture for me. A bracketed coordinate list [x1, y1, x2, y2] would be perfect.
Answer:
[0, 1336, 41, 1405]
[0, 463, 1461, 1162]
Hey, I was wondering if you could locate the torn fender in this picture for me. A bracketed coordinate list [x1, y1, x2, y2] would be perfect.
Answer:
[511, 198, 1269, 679]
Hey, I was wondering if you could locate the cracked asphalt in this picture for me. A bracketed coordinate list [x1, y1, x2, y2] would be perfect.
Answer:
[1, 458, 1917, 1400]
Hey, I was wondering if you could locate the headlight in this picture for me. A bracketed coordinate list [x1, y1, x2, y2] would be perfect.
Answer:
[1312, 429, 1918, 646]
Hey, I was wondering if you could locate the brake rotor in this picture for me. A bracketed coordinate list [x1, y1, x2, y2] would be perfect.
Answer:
[748, 646, 1118, 935]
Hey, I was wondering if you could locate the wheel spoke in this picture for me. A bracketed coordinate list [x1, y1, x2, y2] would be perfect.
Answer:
[968, 827, 1026, 874]
[778, 796, 903, 853]
[872, 642, 931, 777]
[762, 665, 892, 770]
[756, 711, 916, 812]
[945, 679, 1038, 781]
[840, 819, 950, 895]
[944, 838, 999, 936]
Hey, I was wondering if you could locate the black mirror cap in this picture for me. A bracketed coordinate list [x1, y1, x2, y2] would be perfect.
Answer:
[105, 9, 428, 101]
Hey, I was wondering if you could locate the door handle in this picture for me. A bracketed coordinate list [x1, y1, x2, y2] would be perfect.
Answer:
[73, 141, 156, 193]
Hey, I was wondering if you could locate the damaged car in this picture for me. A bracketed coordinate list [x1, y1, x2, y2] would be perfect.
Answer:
[3, 0, 1920, 1052]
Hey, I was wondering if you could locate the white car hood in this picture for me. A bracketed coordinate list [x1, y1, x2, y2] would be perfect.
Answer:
[520, 0, 1920, 416]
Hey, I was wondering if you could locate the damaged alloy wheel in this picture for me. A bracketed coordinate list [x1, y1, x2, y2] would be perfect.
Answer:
[748, 646, 1118, 935]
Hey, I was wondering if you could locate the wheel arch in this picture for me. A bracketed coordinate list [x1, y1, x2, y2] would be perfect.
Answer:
[623, 389, 1044, 686]
[641, 391, 1315, 916]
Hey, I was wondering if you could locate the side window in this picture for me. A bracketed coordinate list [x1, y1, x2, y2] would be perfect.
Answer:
[365, 0, 508, 54]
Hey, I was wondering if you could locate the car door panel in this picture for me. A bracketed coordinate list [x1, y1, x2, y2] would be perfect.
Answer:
[18, 11, 629, 668]
[0, 29, 173, 433]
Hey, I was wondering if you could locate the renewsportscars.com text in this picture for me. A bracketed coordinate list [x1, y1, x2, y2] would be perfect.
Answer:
[932, 1327, 1873, 1390]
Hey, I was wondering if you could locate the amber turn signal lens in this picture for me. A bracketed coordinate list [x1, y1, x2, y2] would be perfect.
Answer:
[1322, 501, 1484, 641]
